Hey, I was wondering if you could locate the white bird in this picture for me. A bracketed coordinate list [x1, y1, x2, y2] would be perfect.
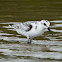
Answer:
[9, 20, 53, 44]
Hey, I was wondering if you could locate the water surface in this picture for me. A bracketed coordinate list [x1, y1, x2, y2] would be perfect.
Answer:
[0, 0, 62, 62]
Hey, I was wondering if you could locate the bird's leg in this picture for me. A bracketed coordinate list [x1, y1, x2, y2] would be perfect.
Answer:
[27, 36, 32, 44]
[27, 39, 31, 44]
[27, 38, 32, 44]
[29, 38, 32, 44]
[27, 36, 30, 44]
[27, 39, 30, 44]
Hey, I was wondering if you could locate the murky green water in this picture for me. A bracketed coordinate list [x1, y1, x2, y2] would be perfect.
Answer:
[0, 0, 62, 62]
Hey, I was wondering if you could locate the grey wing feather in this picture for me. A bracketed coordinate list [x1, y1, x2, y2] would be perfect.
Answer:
[9, 21, 38, 31]
[10, 23, 32, 31]
[20, 23, 31, 31]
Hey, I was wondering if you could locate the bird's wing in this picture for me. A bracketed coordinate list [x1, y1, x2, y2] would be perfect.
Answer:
[9, 21, 39, 31]
[19, 23, 32, 31]
[9, 22, 33, 31]
[19, 21, 39, 31]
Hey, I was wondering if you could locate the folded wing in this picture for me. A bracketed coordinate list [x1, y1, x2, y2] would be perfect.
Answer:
[9, 22, 33, 32]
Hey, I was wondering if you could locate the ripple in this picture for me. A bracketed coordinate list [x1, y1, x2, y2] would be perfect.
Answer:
[0, 36, 62, 46]
[2, 51, 62, 60]
[52, 24, 62, 28]
[0, 33, 13, 36]
[0, 49, 12, 53]
[50, 20, 62, 23]
[52, 29, 62, 33]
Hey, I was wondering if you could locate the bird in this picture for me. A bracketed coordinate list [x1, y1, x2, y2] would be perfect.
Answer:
[9, 20, 53, 44]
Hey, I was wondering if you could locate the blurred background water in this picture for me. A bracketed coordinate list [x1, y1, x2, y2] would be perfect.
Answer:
[0, 0, 62, 62]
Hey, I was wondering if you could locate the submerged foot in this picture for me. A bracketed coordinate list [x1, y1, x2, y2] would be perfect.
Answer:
[27, 39, 32, 44]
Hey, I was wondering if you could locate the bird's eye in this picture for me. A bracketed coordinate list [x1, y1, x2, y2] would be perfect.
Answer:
[44, 23, 46, 26]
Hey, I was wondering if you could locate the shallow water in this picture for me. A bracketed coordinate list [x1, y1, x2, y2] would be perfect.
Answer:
[0, 0, 62, 62]
[0, 20, 62, 62]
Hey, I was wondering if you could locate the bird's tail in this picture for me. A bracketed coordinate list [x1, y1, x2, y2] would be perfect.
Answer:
[9, 24, 21, 30]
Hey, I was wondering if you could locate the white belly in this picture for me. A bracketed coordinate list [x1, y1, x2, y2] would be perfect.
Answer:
[16, 25, 45, 38]
[25, 28, 45, 38]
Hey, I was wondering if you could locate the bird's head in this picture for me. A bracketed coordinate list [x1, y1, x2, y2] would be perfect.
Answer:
[40, 20, 53, 35]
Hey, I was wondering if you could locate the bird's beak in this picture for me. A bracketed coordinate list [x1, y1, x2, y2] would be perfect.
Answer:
[47, 27, 53, 35]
